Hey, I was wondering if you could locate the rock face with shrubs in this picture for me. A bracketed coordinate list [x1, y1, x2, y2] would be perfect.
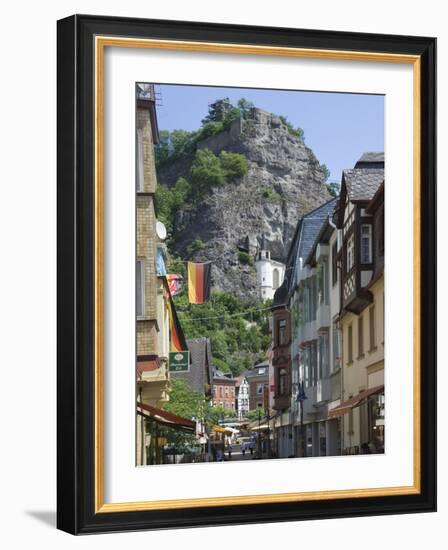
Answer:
[155, 100, 330, 302]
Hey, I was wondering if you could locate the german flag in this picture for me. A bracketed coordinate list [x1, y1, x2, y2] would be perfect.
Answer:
[187, 261, 211, 304]
[164, 278, 188, 353]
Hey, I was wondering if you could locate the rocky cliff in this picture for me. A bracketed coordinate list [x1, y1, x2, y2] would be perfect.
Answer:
[157, 107, 331, 302]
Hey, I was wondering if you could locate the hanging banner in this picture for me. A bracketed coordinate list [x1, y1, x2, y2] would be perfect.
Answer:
[187, 261, 211, 304]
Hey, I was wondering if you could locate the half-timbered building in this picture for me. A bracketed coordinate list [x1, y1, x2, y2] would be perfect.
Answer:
[329, 152, 385, 454]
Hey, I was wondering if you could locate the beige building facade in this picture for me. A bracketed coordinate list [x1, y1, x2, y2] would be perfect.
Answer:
[331, 153, 385, 455]
[135, 84, 172, 465]
[340, 277, 384, 452]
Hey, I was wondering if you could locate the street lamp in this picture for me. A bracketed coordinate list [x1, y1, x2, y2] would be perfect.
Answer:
[295, 382, 307, 457]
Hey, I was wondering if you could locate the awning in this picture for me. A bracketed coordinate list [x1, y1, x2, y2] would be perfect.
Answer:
[212, 426, 227, 434]
[328, 384, 384, 418]
[224, 427, 240, 434]
[247, 416, 277, 431]
[137, 401, 196, 432]
[250, 423, 269, 431]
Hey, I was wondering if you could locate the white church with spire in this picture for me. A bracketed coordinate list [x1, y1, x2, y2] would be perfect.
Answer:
[254, 235, 286, 300]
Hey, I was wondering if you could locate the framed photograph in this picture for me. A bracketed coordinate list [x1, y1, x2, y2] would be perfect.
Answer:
[57, 14, 436, 534]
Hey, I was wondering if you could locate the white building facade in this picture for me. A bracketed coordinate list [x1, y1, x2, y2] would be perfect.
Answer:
[272, 198, 341, 458]
[255, 236, 285, 300]
[237, 377, 250, 419]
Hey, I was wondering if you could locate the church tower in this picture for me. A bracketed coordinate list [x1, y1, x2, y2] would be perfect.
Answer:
[255, 235, 285, 300]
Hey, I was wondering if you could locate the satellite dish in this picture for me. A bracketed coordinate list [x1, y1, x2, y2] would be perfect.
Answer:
[156, 220, 167, 241]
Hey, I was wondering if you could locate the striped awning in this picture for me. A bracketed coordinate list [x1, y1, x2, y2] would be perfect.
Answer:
[328, 385, 384, 418]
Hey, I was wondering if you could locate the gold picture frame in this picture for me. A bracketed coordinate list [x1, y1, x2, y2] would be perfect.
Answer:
[57, 15, 436, 534]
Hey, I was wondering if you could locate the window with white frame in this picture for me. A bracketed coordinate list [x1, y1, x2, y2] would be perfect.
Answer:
[317, 260, 329, 305]
[360, 224, 373, 264]
[347, 234, 355, 272]
[317, 263, 324, 304]
[136, 259, 144, 318]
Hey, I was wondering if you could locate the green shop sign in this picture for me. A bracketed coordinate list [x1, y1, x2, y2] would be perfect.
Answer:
[169, 351, 190, 372]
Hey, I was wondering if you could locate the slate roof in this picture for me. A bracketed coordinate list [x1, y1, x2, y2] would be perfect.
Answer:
[354, 152, 384, 170]
[356, 152, 384, 163]
[298, 198, 338, 260]
[244, 363, 269, 379]
[342, 169, 384, 202]
[171, 337, 212, 394]
[273, 197, 337, 305]
[304, 218, 334, 267]
[213, 369, 235, 382]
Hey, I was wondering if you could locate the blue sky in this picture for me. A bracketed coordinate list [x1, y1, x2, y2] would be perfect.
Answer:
[154, 84, 384, 184]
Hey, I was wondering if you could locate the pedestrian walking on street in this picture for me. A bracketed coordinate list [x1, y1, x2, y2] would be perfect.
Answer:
[249, 439, 255, 456]
[241, 442, 246, 456]
[228, 445, 232, 460]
